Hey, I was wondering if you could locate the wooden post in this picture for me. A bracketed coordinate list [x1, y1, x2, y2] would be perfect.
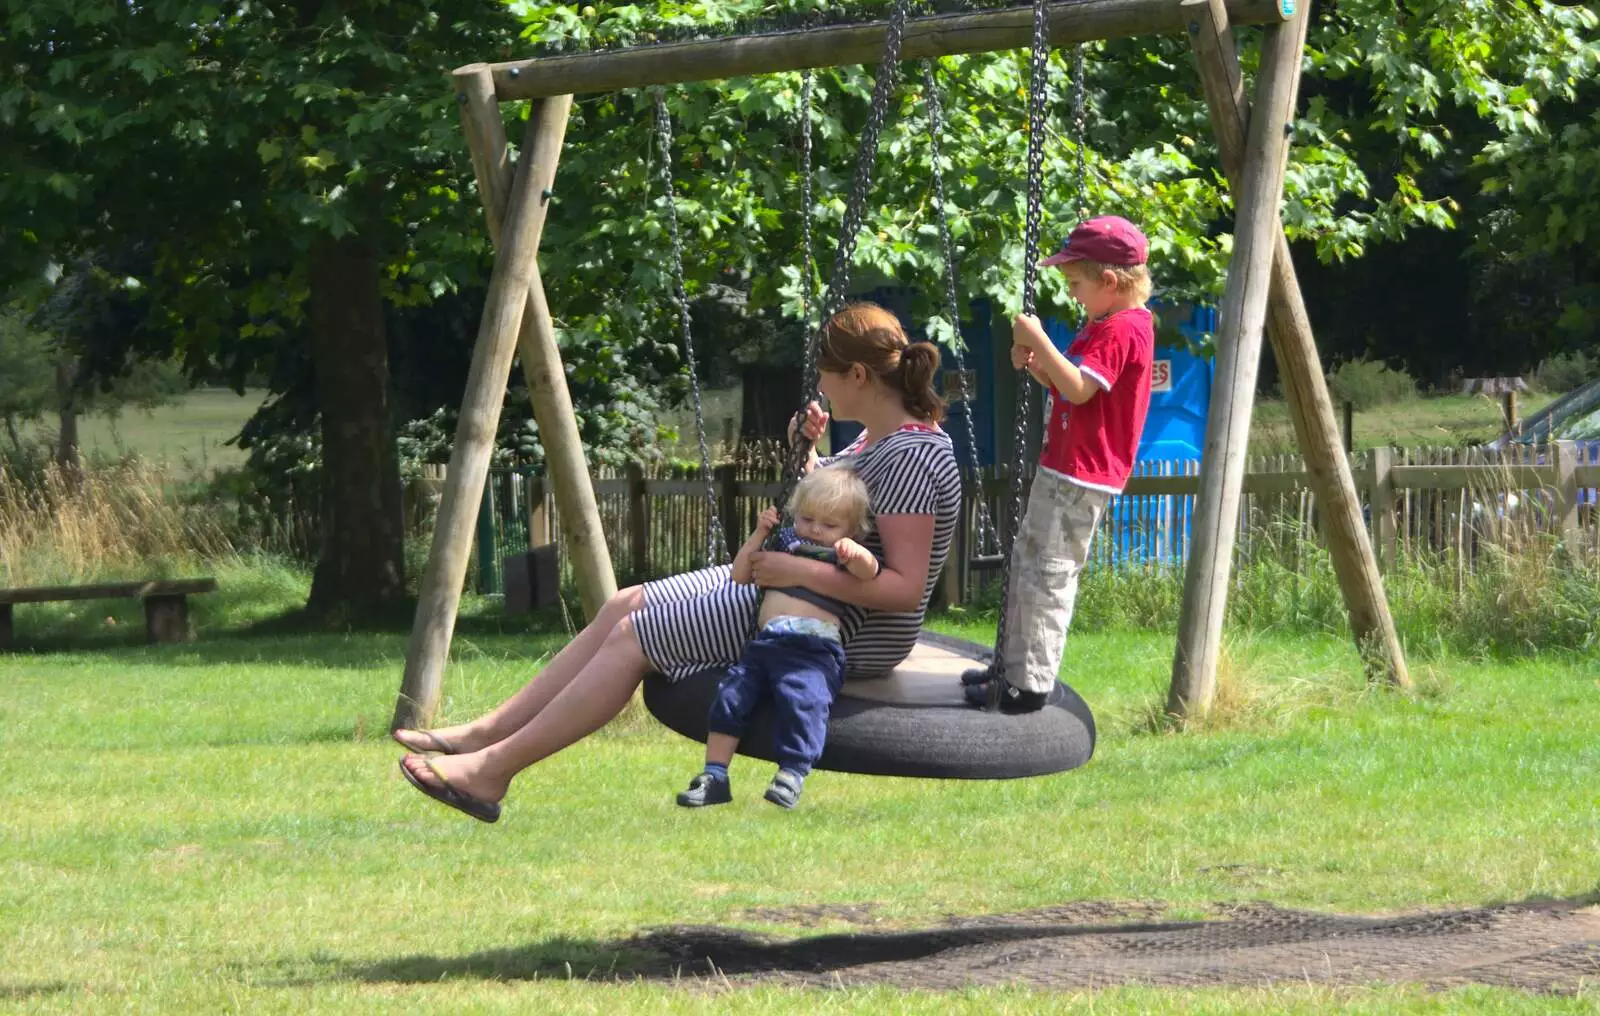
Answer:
[716, 465, 740, 563]
[144, 594, 189, 644]
[1552, 440, 1580, 543]
[454, 68, 616, 621]
[1184, 0, 1409, 691]
[1341, 401, 1354, 453]
[528, 476, 551, 546]
[1369, 446, 1396, 572]
[1502, 390, 1520, 435]
[627, 462, 650, 578]
[0, 603, 13, 649]
[1168, 13, 1309, 718]
[393, 82, 581, 731]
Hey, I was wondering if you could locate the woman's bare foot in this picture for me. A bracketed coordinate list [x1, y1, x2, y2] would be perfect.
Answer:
[391, 726, 480, 755]
[399, 752, 509, 806]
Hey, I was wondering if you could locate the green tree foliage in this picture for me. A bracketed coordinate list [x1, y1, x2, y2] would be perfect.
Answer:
[1, 0, 528, 618]
[513, 0, 1598, 392]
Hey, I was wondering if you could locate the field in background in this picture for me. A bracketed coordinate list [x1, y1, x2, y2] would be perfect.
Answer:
[19, 387, 265, 475]
[12, 385, 1560, 474]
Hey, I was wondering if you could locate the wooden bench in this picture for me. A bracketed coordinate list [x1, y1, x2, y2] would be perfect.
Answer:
[0, 578, 219, 648]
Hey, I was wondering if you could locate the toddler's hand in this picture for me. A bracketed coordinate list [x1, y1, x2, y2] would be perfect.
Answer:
[1010, 344, 1035, 371]
[756, 507, 781, 532]
[834, 538, 878, 576]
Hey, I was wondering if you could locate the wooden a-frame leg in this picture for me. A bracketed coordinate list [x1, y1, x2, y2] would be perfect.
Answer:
[1183, 0, 1409, 693]
[1167, 13, 1312, 719]
[394, 80, 583, 732]
[454, 69, 616, 627]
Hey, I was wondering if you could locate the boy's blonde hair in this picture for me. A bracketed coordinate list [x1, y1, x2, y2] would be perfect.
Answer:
[1066, 259, 1153, 304]
[788, 464, 872, 537]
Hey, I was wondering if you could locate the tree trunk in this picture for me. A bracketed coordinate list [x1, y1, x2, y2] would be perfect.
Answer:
[54, 358, 81, 473]
[739, 364, 802, 442]
[304, 235, 406, 621]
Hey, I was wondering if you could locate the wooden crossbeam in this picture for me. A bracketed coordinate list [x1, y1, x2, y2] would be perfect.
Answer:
[481, 0, 1294, 101]
[0, 578, 217, 604]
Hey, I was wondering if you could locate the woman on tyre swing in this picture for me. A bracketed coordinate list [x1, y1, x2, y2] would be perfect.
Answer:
[396, 302, 963, 821]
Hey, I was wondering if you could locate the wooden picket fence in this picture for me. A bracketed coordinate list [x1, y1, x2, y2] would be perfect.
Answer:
[435, 441, 1600, 601]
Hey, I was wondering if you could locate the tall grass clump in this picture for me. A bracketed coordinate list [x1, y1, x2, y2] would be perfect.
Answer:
[0, 459, 235, 586]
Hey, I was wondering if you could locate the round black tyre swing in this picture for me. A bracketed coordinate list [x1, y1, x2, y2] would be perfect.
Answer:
[643, 632, 1096, 780]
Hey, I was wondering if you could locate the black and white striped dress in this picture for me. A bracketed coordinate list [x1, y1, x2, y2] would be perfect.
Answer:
[633, 424, 962, 680]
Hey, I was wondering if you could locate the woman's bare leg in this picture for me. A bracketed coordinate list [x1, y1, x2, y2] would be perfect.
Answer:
[401, 616, 652, 804]
[394, 585, 644, 753]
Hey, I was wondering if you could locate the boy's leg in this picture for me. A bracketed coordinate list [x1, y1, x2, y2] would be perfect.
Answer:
[1001, 472, 1109, 696]
[766, 637, 847, 808]
[678, 641, 771, 808]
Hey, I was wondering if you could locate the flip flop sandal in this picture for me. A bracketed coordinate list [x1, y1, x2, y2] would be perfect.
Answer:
[391, 729, 457, 754]
[398, 756, 501, 824]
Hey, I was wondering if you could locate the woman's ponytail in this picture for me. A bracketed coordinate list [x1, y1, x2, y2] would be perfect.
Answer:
[899, 341, 945, 423]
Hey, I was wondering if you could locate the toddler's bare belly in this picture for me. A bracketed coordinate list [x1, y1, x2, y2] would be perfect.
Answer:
[758, 590, 841, 626]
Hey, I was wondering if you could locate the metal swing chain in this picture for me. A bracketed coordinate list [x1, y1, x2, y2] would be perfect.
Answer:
[771, 0, 910, 530]
[989, 0, 1052, 705]
[1071, 43, 1089, 220]
[922, 58, 1000, 560]
[651, 86, 730, 565]
[797, 68, 821, 397]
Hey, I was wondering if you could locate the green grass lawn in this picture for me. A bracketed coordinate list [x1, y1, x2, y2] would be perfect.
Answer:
[19, 387, 266, 475]
[2, 572, 1596, 1012]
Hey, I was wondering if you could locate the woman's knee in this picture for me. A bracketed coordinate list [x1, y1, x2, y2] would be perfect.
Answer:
[596, 585, 645, 626]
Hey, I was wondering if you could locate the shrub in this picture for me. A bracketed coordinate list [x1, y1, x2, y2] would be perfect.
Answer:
[1533, 350, 1598, 394]
[1327, 358, 1417, 411]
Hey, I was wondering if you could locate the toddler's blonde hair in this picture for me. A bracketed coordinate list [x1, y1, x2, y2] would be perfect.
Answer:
[1066, 259, 1154, 304]
[788, 464, 872, 537]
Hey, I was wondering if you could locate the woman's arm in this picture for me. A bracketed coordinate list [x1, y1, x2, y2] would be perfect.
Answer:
[749, 512, 934, 613]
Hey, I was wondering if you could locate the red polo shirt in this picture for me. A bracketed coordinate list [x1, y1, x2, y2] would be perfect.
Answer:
[1039, 307, 1155, 493]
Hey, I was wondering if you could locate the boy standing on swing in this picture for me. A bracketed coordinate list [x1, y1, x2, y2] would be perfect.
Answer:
[965, 216, 1156, 712]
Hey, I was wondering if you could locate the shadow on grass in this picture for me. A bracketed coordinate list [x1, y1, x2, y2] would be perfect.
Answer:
[324, 892, 1600, 991]
[2, 600, 575, 669]
[335, 917, 1194, 986]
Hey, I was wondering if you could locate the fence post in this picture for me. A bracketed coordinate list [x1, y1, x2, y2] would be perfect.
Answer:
[716, 464, 740, 562]
[1552, 440, 1579, 543]
[1369, 446, 1395, 573]
[627, 462, 649, 578]
[475, 476, 497, 594]
[528, 476, 550, 545]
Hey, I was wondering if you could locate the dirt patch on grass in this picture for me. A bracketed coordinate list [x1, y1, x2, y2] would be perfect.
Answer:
[629, 899, 1600, 993]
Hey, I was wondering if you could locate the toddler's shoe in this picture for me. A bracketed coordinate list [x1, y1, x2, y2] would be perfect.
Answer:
[762, 770, 805, 809]
[675, 772, 732, 807]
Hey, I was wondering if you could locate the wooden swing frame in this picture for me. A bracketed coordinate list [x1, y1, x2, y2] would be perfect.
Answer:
[392, 0, 1410, 731]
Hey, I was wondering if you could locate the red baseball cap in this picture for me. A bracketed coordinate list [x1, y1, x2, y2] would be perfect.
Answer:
[1040, 215, 1149, 267]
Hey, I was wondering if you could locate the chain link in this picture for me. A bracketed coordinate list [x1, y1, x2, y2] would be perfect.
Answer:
[922, 58, 1001, 559]
[989, 0, 1052, 706]
[1071, 42, 1089, 220]
[797, 68, 820, 395]
[652, 87, 729, 566]
[771, 0, 911, 529]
